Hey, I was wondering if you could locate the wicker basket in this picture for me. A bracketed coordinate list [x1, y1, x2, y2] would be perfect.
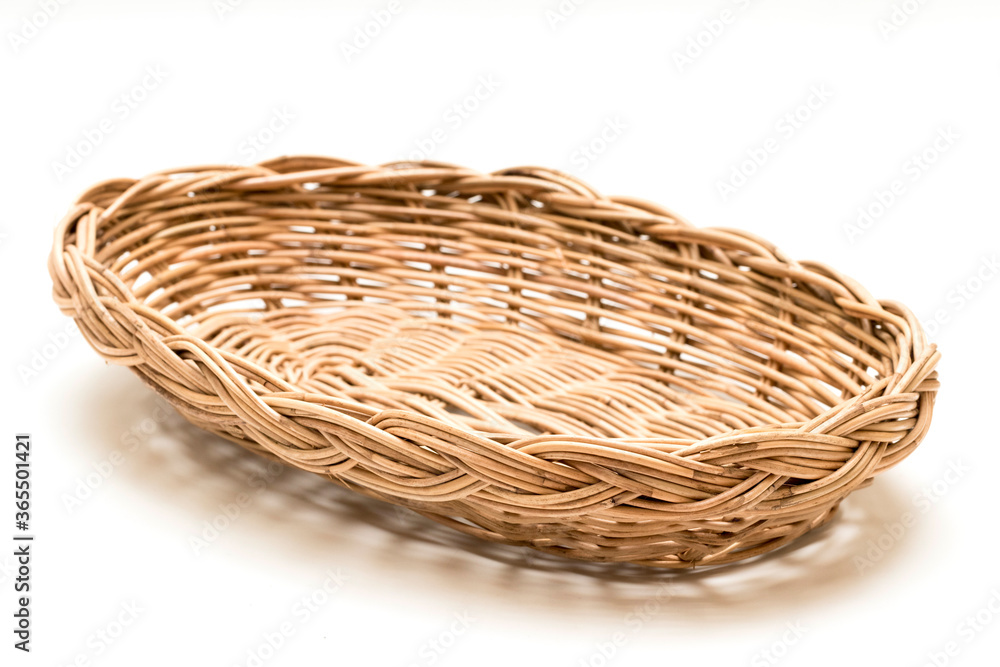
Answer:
[49, 156, 940, 568]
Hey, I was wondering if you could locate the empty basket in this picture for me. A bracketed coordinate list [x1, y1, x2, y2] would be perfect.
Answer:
[49, 156, 940, 568]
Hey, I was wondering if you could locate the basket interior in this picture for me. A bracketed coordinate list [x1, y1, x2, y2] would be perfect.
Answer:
[91, 176, 894, 450]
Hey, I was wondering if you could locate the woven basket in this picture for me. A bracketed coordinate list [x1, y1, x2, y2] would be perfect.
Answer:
[49, 156, 940, 568]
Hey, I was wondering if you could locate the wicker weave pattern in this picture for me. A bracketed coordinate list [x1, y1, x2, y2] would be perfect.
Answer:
[49, 156, 940, 567]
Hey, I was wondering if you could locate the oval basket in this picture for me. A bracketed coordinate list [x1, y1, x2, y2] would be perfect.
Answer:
[50, 156, 940, 568]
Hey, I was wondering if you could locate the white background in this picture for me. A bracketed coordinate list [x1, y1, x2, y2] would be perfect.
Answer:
[2, 1, 999, 665]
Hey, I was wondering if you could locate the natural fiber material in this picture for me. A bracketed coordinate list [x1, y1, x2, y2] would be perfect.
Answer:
[50, 156, 940, 568]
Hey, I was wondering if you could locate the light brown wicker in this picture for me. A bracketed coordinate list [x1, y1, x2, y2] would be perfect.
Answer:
[49, 156, 940, 568]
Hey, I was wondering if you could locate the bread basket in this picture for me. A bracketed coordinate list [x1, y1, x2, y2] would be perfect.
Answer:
[49, 156, 940, 568]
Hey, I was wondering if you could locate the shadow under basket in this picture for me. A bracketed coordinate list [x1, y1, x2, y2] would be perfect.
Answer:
[49, 156, 940, 568]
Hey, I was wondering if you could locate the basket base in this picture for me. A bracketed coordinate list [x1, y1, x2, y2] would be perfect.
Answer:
[194, 302, 784, 446]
